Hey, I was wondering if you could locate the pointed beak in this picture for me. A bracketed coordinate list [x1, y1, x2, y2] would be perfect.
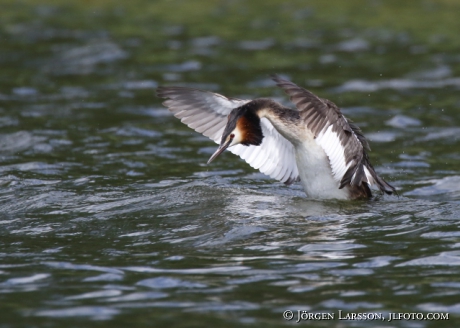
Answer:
[207, 138, 232, 164]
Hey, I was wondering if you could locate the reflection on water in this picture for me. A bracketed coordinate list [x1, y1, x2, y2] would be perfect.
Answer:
[1, 0, 460, 327]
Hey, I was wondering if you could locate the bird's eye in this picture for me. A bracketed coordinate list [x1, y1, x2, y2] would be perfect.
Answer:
[230, 133, 235, 138]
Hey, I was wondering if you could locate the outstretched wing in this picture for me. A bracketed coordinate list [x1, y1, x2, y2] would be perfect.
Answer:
[272, 76, 395, 194]
[157, 86, 299, 184]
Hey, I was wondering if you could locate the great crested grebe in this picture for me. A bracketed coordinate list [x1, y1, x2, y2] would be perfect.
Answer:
[157, 76, 396, 200]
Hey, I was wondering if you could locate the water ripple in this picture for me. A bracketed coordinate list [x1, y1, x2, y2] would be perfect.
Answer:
[35, 306, 119, 320]
[42, 262, 124, 275]
[137, 277, 207, 289]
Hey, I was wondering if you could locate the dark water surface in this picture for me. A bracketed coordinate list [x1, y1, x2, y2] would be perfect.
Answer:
[1, 1, 460, 327]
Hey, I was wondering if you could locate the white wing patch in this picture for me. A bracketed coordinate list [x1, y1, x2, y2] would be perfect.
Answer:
[228, 118, 299, 183]
[316, 124, 378, 187]
[315, 125, 351, 182]
[363, 166, 374, 185]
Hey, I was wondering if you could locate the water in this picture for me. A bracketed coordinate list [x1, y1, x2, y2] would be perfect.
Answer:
[1, 1, 460, 327]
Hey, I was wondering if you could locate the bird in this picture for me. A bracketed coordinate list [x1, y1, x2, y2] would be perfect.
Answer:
[156, 75, 396, 200]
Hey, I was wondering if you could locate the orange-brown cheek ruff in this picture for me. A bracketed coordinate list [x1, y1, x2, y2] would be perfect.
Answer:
[207, 110, 264, 164]
[237, 114, 263, 146]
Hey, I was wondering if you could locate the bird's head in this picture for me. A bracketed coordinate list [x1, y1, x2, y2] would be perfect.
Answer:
[207, 104, 264, 164]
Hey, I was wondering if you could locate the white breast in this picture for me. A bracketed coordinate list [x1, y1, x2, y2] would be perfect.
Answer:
[294, 136, 350, 200]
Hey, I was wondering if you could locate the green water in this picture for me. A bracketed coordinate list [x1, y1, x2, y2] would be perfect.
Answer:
[1, 1, 460, 327]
